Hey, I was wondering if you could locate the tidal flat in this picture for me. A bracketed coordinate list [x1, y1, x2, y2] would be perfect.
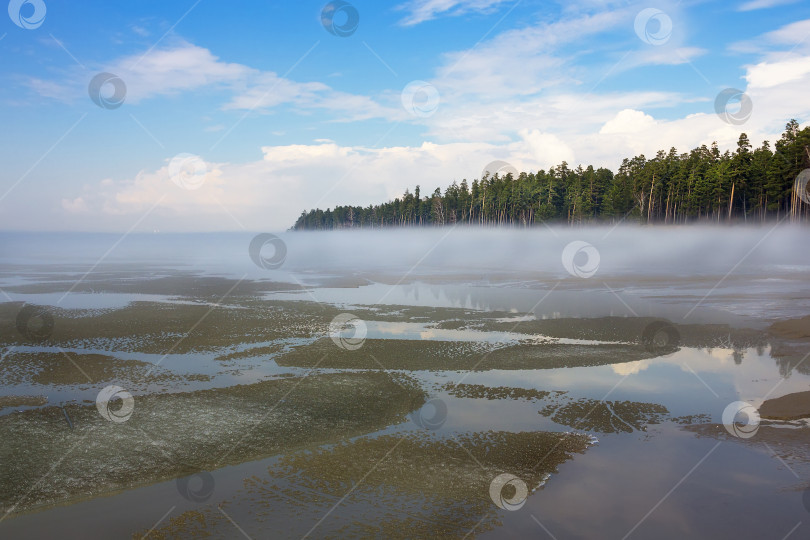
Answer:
[1, 228, 810, 539]
[138, 430, 594, 539]
[0, 371, 425, 516]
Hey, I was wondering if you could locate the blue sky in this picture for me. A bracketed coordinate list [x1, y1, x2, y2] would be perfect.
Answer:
[1, 0, 809, 231]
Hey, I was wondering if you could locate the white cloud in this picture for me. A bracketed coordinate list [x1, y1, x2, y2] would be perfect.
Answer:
[421, 88, 683, 146]
[730, 19, 810, 53]
[61, 197, 88, 213]
[518, 129, 576, 167]
[25, 42, 246, 103]
[386, 8, 807, 168]
[222, 73, 400, 121]
[433, 10, 626, 100]
[408, 6, 706, 147]
[25, 41, 398, 121]
[738, 0, 800, 11]
[623, 46, 708, 70]
[396, 0, 512, 26]
[612, 359, 652, 376]
[600, 109, 657, 134]
[118, 44, 249, 102]
[745, 56, 810, 89]
[428, 3, 701, 104]
[761, 19, 810, 47]
[60, 131, 591, 231]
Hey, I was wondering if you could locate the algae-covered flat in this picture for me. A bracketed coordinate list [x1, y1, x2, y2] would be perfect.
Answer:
[0, 372, 425, 517]
[276, 336, 661, 371]
[442, 382, 560, 401]
[0, 299, 333, 355]
[0, 350, 211, 389]
[137, 430, 594, 539]
[540, 398, 669, 433]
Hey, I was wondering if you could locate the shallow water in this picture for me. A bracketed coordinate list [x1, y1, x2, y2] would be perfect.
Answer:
[1, 229, 809, 538]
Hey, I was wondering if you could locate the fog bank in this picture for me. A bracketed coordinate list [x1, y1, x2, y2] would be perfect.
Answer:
[1, 225, 807, 281]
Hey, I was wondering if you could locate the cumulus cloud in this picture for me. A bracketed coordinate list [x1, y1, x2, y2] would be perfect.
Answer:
[599, 109, 658, 135]
[61, 130, 593, 231]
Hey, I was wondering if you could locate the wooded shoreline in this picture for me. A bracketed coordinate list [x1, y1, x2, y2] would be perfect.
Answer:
[294, 121, 810, 230]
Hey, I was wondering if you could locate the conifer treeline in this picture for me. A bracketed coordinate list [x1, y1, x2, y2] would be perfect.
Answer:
[293, 121, 810, 229]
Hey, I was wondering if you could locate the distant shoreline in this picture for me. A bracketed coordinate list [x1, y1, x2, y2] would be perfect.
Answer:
[294, 121, 810, 231]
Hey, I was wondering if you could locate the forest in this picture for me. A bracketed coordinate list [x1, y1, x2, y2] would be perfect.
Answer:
[293, 120, 810, 229]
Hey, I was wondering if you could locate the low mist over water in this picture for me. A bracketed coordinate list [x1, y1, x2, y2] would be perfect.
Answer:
[3, 225, 808, 278]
